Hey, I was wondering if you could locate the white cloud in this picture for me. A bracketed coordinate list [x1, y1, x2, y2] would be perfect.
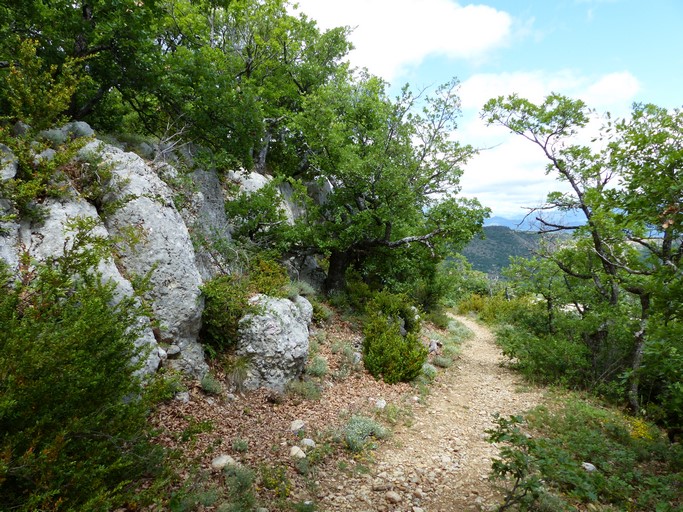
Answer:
[581, 72, 640, 107]
[292, 0, 512, 81]
[457, 69, 640, 216]
[459, 69, 640, 112]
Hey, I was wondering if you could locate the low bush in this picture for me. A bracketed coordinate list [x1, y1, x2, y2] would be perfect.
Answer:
[488, 399, 683, 511]
[421, 362, 438, 382]
[366, 290, 422, 334]
[432, 355, 453, 368]
[286, 379, 322, 400]
[495, 324, 591, 387]
[306, 355, 329, 378]
[200, 372, 223, 394]
[222, 465, 257, 511]
[342, 415, 389, 452]
[0, 234, 165, 510]
[362, 311, 428, 384]
[200, 275, 252, 353]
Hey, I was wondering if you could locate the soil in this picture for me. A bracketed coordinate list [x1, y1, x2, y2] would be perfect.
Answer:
[153, 314, 546, 512]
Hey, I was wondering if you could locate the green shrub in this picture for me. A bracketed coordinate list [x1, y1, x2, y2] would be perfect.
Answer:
[247, 254, 289, 297]
[342, 415, 389, 452]
[362, 312, 428, 384]
[426, 307, 451, 329]
[286, 379, 322, 400]
[200, 275, 252, 353]
[366, 290, 422, 334]
[0, 238, 165, 510]
[495, 324, 591, 387]
[200, 372, 223, 394]
[232, 438, 249, 453]
[222, 465, 256, 511]
[421, 362, 438, 382]
[447, 318, 474, 342]
[311, 299, 334, 324]
[306, 355, 329, 377]
[432, 355, 453, 368]
[2, 39, 83, 130]
[488, 400, 683, 511]
[259, 464, 291, 499]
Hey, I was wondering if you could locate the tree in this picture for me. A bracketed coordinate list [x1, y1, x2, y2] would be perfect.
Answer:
[297, 73, 489, 293]
[0, 0, 162, 122]
[483, 94, 683, 415]
[145, 0, 351, 169]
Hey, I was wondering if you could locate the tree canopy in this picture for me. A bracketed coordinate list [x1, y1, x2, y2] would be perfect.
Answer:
[484, 94, 682, 425]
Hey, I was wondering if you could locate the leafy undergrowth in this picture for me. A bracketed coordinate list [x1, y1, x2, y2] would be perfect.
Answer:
[151, 312, 469, 511]
[488, 394, 683, 512]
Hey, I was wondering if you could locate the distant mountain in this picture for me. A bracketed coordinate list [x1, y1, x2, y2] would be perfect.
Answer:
[461, 225, 541, 275]
[485, 211, 586, 232]
[484, 216, 535, 230]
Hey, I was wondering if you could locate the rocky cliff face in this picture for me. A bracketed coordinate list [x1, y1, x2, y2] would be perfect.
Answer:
[0, 123, 319, 386]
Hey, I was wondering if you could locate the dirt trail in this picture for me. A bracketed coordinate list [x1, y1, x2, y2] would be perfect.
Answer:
[317, 315, 545, 511]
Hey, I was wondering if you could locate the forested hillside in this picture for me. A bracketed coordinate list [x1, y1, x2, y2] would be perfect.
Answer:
[460, 225, 538, 274]
[1, 1, 681, 511]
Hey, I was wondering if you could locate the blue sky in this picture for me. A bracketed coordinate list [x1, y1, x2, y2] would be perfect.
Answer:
[292, 0, 683, 218]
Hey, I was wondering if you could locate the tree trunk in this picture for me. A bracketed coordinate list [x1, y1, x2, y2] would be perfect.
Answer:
[628, 293, 650, 413]
[324, 249, 351, 295]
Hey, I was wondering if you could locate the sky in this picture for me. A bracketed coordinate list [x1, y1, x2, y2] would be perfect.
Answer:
[291, 0, 683, 219]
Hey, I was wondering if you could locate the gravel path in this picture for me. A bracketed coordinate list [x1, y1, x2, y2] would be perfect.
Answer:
[317, 315, 545, 511]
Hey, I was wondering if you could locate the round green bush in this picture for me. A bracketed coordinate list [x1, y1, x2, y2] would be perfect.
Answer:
[366, 290, 422, 334]
[362, 312, 428, 384]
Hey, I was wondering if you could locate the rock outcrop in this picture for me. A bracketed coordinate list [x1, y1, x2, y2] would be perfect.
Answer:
[0, 193, 162, 375]
[83, 142, 208, 377]
[0, 131, 208, 378]
[237, 295, 313, 391]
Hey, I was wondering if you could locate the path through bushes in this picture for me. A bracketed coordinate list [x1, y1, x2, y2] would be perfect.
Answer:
[316, 315, 545, 511]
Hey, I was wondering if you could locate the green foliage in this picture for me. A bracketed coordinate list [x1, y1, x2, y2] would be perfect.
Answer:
[311, 299, 334, 325]
[222, 464, 257, 512]
[0, 129, 90, 222]
[362, 311, 428, 384]
[495, 324, 591, 388]
[421, 362, 438, 382]
[232, 438, 249, 453]
[246, 254, 290, 297]
[225, 177, 310, 254]
[298, 74, 489, 293]
[640, 335, 683, 436]
[259, 464, 291, 499]
[488, 400, 683, 511]
[306, 355, 329, 378]
[342, 415, 389, 452]
[2, 39, 85, 130]
[286, 380, 322, 401]
[366, 290, 422, 334]
[447, 318, 474, 343]
[200, 275, 253, 353]
[200, 372, 223, 395]
[432, 355, 453, 368]
[200, 254, 288, 354]
[457, 292, 533, 326]
[483, 93, 683, 424]
[0, 233, 165, 510]
[179, 418, 214, 443]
